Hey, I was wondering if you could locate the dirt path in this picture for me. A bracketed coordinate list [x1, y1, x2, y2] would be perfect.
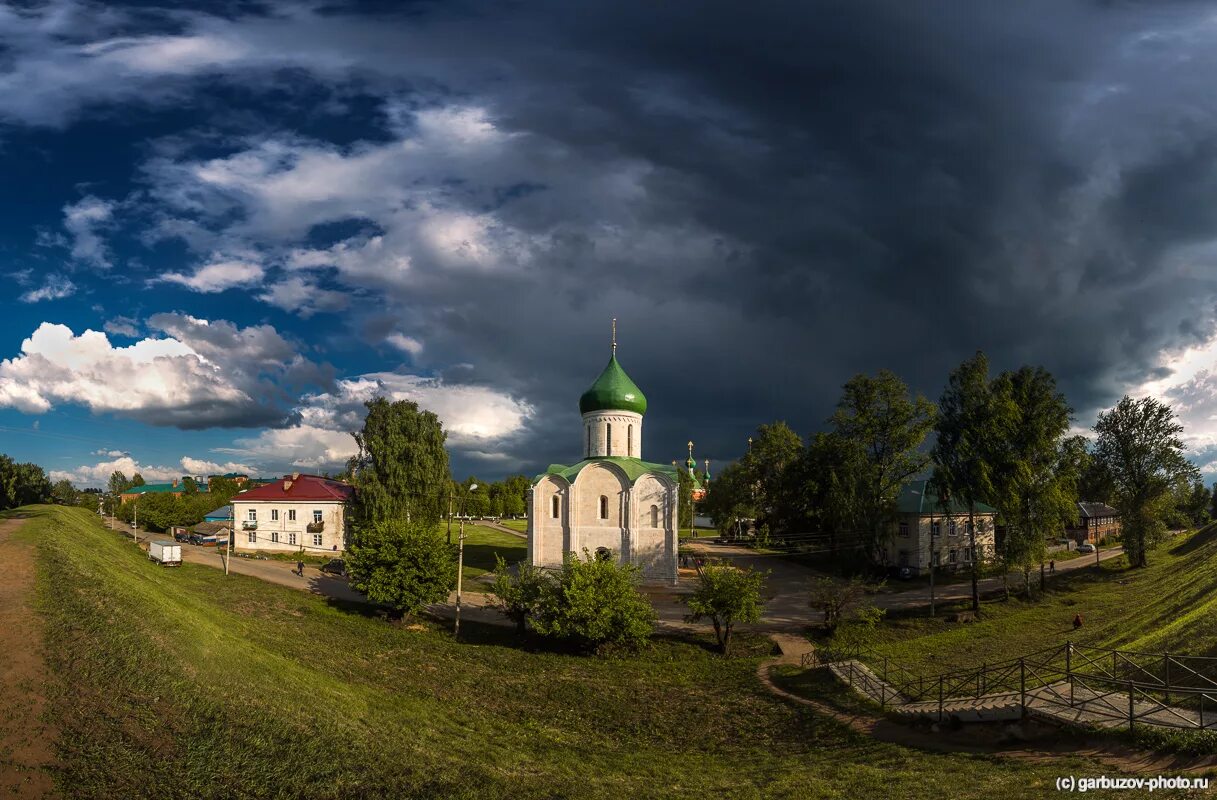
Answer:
[758, 635, 1217, 777]
[0, 516, 56, 798]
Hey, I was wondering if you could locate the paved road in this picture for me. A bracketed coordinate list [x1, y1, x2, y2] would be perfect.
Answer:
[105, 518, 1126, 633]
[684, 539, 1126, 617]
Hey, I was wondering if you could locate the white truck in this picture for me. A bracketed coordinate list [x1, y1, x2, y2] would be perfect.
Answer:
[148, 540, 182, 567]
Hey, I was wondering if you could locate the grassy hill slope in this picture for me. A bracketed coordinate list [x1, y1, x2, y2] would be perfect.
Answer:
[19, 505, 1102, 799]
[868, 525, 1217, 673]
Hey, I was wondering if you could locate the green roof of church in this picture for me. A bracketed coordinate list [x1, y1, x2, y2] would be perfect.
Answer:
[579, 354, 647, 415]
[534, 457, 677, 486]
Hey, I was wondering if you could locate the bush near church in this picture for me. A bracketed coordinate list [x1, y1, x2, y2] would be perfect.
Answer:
[530, 549, 656, 652]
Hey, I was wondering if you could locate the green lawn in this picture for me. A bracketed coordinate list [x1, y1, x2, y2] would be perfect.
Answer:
[16, 505, 1121, 799]
[860, 526, 1217, 676]
[497, 518, 527, 533]
[450, 524, 527, 591]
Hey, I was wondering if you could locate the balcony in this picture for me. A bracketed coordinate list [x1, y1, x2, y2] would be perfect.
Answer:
[307, 521, 324, 533]
[242, 521, 258, 530]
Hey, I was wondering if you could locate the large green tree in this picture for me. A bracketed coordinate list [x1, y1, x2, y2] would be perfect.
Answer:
[932, 352, 1001, 612]
[348, 397, 451, 528]
[830, 370, 936, 565]
[988, 367, 1078, 598]
[740, 422, 804, 536]
[700, 460, 759, 539]
[798, 432, 867, 562]
[0, 456, 52, 510]
[51, 479, 79, 506]
[1093, 396, 1198, 567]
[346, 519, 456, 619]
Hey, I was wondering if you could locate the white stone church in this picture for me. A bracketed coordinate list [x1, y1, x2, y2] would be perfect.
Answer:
[527, 336, 680, 584]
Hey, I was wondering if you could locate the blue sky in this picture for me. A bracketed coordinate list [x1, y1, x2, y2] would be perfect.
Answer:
[6, 1, 1217, 487]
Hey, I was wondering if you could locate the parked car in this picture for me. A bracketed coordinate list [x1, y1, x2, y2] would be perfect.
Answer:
[320, 558, 346, 577]
[1076, 542, 1096, 554]
[173, 530, 192, 543]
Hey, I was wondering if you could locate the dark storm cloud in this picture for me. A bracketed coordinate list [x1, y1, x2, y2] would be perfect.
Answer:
[11, 0, 1217, 477]
[350, 0, 1217, 471]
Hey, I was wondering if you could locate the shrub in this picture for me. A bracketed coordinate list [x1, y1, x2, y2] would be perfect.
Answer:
[346, 519, 456, 619]
[685, 564, 767, 655]
[808, 575, 885, 633]
[532, 549, 655, 652]
[488, 554, 551, 634]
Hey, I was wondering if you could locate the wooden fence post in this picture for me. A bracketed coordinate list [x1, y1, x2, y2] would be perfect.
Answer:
[1020, 658, 1026, 719]
[938, 678, 944, 723]
[1128, 680, 1135, 729]
[1066, 642, 1074, 708]
[1163, 655, 1171, 706]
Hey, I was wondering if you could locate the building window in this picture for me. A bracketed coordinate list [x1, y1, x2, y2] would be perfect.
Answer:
[271, 531, 279, 544]
[599, 495, 609, 520]
[313, 533, 323, 547]
[963, 547, 973, 562]
[248, 531, 257, 543]
[948, 519, 957, 537]
[948, 549, 958, 563]
[551, 496, 560, 519]
[966, 521, 974, 536]
[248, 509, 257, 522]
[313, 510, 323, 524]
[595, 547, 611, 561]
[628, 425, 633, 457]
[899, 522, 909, 537]
[931, 521, 941, 537]
[650, 504, 659, 527]
[606, 423, 612, 456]
[288, 532, 296, 546]
[288, 509, 296, 522]
[271, 509, 279, 521]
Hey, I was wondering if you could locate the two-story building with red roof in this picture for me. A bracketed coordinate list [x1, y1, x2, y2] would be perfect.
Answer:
[231, 473, 355, 555]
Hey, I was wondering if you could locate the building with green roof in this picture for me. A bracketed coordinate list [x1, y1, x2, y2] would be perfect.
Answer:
[885, 479, 997, 576]
[529, 322, 679, 584]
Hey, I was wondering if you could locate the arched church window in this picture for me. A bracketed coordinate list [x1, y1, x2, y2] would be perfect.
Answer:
[551, 496, 560, 519]
[599, 495, 609, 520]
[606, 423, 612, 456]
[628, 425, 633, 457]
[650, 504, 659, 527]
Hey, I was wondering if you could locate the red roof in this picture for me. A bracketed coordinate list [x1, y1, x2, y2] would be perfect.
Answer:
[234, 474, 355, 502]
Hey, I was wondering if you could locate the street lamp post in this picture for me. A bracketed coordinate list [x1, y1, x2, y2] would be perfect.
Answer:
[454, 483, 478, 639]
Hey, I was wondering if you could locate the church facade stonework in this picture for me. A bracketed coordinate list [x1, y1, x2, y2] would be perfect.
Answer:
[527, 339, 679, 584]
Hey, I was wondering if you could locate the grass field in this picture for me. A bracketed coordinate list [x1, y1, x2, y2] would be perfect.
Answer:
[861, 526, 1217, 675]
[497, 518, 527, 533]
[15, 505, 1119, 799]
[451, 524, 526, 591]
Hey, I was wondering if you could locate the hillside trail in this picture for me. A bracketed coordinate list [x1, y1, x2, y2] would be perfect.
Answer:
[760, 634, 1217, 777]
[0, 516, 57, 798]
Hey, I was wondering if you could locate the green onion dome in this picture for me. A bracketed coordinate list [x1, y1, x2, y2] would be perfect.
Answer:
[579, 354, 647, 415]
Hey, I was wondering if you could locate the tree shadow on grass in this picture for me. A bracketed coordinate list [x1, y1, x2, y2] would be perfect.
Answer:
[1170, 524, 1217, 557]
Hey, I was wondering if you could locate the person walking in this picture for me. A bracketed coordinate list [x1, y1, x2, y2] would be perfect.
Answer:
[296, 559, 305, 577]
[1049, 560, 1055, 574]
